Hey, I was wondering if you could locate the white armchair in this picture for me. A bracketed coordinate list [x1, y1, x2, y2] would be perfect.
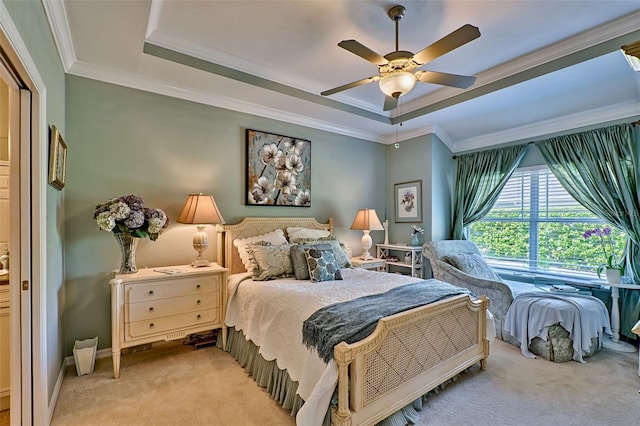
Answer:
[423, 240, 515, 340]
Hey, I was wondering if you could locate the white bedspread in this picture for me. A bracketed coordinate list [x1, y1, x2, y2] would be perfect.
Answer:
[225, 269, 494, 425]
[503, 292, 611, 363]
[226, 268, 424, 424]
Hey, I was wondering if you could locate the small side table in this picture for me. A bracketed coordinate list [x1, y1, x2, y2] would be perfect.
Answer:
[350, 257, 385, 271]
[603, 282, 639, 353]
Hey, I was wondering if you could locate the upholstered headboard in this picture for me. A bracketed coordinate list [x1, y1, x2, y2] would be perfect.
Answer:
[216, 217, 333, 274]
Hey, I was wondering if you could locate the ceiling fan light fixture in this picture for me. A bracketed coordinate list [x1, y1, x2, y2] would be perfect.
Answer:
[379, 72, 416, 97]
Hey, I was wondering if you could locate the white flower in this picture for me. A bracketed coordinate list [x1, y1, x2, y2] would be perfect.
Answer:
[276, 171, 296, 195]
[274, 154, 288, 172]
[96, 211, 116, 232]
[286, 154, 304, 175]
[260, 143, 282, 166]
[253, 176, 276, 198]
[147, 211, 167, 234]
[294, 190, 310, 206]
[109, 202, 130, 220]
[285, 139, 305, 155]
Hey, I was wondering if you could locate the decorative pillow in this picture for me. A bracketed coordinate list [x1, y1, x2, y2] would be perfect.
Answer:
[304, 248, 343, 283]
[233, 229, 288, 272]
[246, 243, 294, 281]
[290, 236, 352, 268]
[286, 227, 331, 241]
[290, 243, 333, 280]
[443, 253, 503, 282]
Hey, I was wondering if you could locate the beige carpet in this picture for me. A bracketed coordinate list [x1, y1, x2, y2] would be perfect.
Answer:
[51, 339, 640, 425]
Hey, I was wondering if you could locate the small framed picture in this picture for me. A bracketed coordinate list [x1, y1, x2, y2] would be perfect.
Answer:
[394, 180, 422, 223]
[48, 125, 67, 190]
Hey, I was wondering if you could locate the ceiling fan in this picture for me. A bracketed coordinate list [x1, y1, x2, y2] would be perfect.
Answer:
[321, 5, 481, 111]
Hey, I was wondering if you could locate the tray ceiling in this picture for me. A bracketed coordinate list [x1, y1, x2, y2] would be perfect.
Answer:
[46, 0, 640, 152]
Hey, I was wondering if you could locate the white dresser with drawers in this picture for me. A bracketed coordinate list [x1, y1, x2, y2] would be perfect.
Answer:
[110, 263, 228, 378]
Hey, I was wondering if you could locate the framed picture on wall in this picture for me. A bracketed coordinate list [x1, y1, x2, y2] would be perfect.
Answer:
[245, 129, 311, 206]
[48, 125, 67, 190]
[394, 180, 422, 223]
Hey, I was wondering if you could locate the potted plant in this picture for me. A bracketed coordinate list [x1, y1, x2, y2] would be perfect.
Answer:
[582, 226, 625, 284]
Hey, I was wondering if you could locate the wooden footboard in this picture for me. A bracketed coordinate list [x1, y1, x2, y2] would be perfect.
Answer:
[332, 294, 489, 426]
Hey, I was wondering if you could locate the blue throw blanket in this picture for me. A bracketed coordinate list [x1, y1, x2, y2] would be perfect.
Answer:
[302, 279, 471, 363]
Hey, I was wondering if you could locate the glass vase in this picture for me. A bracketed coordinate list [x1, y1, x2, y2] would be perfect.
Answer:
[410, 233, 420, 246]
[114, 233, 139, 274]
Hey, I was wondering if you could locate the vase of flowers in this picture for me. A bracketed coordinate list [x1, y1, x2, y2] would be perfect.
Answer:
[582, 226, 624, 284]
[93, 195, 168, 274]
[410, 225, 424, 246]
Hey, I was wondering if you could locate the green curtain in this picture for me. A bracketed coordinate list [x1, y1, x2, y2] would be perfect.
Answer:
[537, 123, 640, 338]
[452, 145, 527, 239]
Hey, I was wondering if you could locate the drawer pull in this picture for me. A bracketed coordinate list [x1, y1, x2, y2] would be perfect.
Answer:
[149, 307, 155, 312]
[148, 290, 154, 296]
[197, 314, 201, 320]
[149, 323, 155, 329]
[197, 300, 201, 305]
[196, 284, 201, 289]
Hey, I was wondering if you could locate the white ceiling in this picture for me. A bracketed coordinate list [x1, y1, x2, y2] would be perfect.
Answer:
[45, 0, 640, 152]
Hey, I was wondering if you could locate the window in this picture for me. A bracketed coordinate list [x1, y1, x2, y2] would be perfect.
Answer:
[468, 165, 626, 278]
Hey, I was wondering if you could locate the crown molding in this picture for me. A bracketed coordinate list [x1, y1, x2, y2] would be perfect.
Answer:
[67, 60, 385, 143]
[452, 101, 640, 153]
[41, 0, 75, 72]
[379, 124, 452, 148]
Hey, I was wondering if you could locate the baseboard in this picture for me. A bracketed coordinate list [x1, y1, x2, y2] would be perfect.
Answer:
[48, 360, 66, 424]
[50, 347, 112, 422]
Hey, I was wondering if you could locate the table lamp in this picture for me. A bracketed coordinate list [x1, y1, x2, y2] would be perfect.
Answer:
[350, 208, 384, 260]
[177, 193, 225, 267]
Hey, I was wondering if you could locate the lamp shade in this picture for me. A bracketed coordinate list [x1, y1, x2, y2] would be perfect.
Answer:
[350, 209, 384, 231]
[177, 193, 225, 225]
[379, 72, 417, 97]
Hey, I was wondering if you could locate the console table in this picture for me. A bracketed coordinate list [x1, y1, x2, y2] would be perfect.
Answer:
[604, 282, 639, 353]
[376, 244, 422, 278]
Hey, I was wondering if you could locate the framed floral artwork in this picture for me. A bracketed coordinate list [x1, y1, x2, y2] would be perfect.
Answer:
[48, 125, 67, 190]
[246, 129, 311, 206]
[394, 180, 422, 223]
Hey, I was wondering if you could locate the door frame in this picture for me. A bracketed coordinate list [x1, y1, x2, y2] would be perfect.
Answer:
[0, 6, 48, 426]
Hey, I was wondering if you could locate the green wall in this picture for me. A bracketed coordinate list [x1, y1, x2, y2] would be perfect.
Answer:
[5, 0, 67, 403]
[64, 75, 387, 354]
[386, 133, 453, 249]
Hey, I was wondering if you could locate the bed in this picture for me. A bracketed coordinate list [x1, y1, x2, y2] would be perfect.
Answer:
[216, 217, 489, 425]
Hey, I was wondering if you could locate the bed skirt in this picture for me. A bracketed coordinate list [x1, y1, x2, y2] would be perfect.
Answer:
[222, 327, 461, 426]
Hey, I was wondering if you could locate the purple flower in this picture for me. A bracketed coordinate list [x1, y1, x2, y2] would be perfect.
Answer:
[93, 194, 167, 240]
[582, 226, 623, 274]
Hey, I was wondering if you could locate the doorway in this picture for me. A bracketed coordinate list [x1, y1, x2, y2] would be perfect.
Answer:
[0, 20, 45, 423]
[0, 76, 10, 424]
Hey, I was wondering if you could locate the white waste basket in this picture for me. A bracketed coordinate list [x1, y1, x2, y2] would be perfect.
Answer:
[73, 337, 98, 376]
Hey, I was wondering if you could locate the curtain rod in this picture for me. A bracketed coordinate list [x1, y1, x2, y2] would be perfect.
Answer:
[451, 141, 533, 160]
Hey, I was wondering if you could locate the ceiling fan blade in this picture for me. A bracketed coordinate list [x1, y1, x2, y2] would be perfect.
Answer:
[383, 95, 398, 111]
[338, 40, 388, 66]
[417, 71, 476, 89]
[413, 24, 481, 65]
[321, 76, 380, 96]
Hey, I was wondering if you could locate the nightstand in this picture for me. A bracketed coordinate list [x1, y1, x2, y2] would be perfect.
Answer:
[110, 263, 228, 378]
[350, 257, 386, 271]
